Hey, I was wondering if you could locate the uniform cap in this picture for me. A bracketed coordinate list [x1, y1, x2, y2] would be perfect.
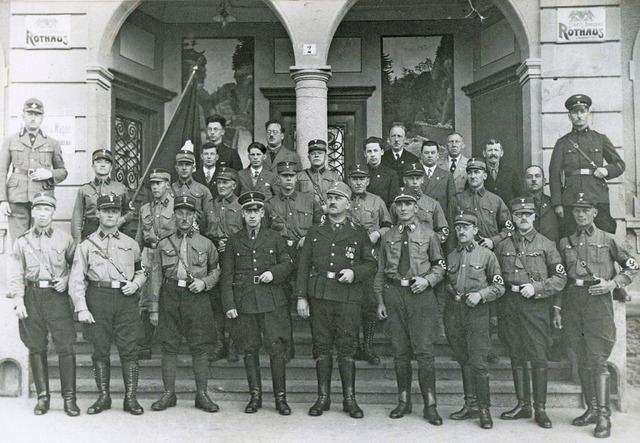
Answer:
[510, 197, 536, 214]
[466, 158, 487, 172]
[175, 150, 196, 164]
[325, 181, 352, 199]
[92, 149, 113, 163]
[454, 210, 478, 226]
[149, 168, 172, 182]
[570, 192, 596, 208]
[403, 163, 423, 177]
[564, 94, 592, 111]
[97, 195, 121, 210]
[393, 188, 419, 204]
[32, 192, 56, 208]
[308, 139, 327, 152]
[348, 163, 370, 178]
[23, 98, 44, 114]
[174, 195, 197, 211]
[215, 166, 238, 182]
[277, 161, 299, 176]
[238, 191, 266, 210]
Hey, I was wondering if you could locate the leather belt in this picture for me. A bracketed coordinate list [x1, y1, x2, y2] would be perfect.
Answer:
[320, 271, 340, 280]
[565, 168, 593, 177]
[13, 167, 31, 175]
[165, 277, 192, 288]
[236, 275, 261, 284]
[509, 284, 521, 293]
[386, 277, 413, 287]
[569, 278, 598, 287]
[26, 280, 55, 288]
[88, 280, 125, 289]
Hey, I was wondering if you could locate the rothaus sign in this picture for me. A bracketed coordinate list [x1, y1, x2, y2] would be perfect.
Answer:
[557, 8, 606, 43]
[24, 15, 71, 49]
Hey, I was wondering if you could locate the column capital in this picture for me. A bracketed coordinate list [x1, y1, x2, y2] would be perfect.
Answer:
[86, 65, 114, 91]
[517, 58, 542, 85]
[290, 66, 332, 84]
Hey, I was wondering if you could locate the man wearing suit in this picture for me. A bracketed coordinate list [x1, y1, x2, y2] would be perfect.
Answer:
[483, 139, 524, 206]
[381, 123, 419, 187]
[238, 142, 277, 197]
[364, 137, 400, 208]
[420, 140, 456, 222]
[438, 132, 469, 194]
[205, 115, 243, 171]
[193, 142, 221, 200]
[263, 120, 299, 175]
[521, 165, 560, 245]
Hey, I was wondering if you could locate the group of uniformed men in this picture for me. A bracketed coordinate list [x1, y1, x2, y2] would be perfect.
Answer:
[2, 95, 636, 439]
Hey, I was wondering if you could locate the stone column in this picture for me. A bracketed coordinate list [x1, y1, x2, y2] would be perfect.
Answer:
[290, 67, 332, 169]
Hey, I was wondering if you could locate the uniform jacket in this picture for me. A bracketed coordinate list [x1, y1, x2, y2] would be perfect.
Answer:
[296, 219, 377, 304]
[206, 194, 243, 239]
[135, 195, 176, 249]
[391, 192, 449, 242]
[421, 165, 456, 220]
[296, 167, 341, 207]
[265, 190, 322, 242]
[382, 149, 420, 187]
[455, 187, 513, 246]
[172, 179, 214, 231]
[484, 164, 524, 207]
[0, 129, 68, 202]
[238, 167, 277, 197]
[438, 154, 468, 194]
[349, 191, 392, 235]
[446, 241, 505, 302]
[367, 163, 400, 207]
[221, 227, 293, 314]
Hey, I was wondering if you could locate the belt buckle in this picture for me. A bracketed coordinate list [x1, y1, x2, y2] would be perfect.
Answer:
[111, 281, 121, 289]
[326, 271, 336, 279]
[253, 276, 260, 284]
[575, 279, 585, 287]
[286, 240, 294, 247]
[38, 281, 50, 288]
[400, 279, 411, 287]
[511, 284, 521, 292]
[177, 279, 187, 288]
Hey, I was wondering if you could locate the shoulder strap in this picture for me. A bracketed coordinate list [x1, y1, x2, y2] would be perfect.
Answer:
[305, 170, 327, 206]
[22, 233, 58, 281]
[165, 235, 194, 280]
[566, 138, 597, 169]
[565, 234, 596, 278]
[86, 236, 128, 280]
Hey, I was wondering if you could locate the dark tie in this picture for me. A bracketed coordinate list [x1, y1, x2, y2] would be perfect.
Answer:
[252, 170, 259, 186]
[426, 168, 432, 179]
[397, 227, 410, 277]
[395, 152, 400, 161]
[270, 151, 276, 162]
[205, 170, 212, 183]
[490, 168, 498, 181]
[251, 230, 256, 241]
[29, 133, 36, 145]
[177, 235, 188, 279]
[450, 159, 457, 174]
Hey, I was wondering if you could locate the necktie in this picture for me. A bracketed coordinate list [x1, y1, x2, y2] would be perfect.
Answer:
[450, 159, 457, 174]
[397, 227, 410, 277]
[252, 170, 259, 186]
[491, 168, 498, 181]
[205, 170, 211, 183]
[270, 151, 276, 162]
[251, 229, 256, 241]
[177, 235, 188, 279]
[29, 133, 36, 145]
[426, 168, 432, 179]
[395, 152, 400, 161]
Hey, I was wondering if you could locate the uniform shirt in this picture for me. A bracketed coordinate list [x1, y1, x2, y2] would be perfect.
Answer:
[349, 191, 392, 235]
[559, 224, 638, 287]
[207, 194, 243, 239]
[296, 219, 377, 303]
[69, 230, 146, 312]
[10, 227, 76, 305]
[151, 229, 220, 312]
[135, 195, 176, 249]
[495, 229, 566, 298]
[367, 163, 400, 207]
[549, 127, 625, 206]
[171, 179, 214, 230]
[446, 241, 505, 302]
[0, 128, 68, 203]
[391, 192, 449, 242]
[221, 227, 293, 314]
[373, 222, 446, 300]
[71, 177, 134, 242]
[238, 166, 277, 197]
[296, 167, 341, 207]
[265, 190, 323, 242]
[455, 186, 513, 246]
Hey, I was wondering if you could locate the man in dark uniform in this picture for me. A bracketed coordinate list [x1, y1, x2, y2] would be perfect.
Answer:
[71, 149, 134, 243]
[375, 189, 446, 425]
[149, 196, 221, 413]
[549, 94, 625, 235]
[555, 193, 638, 439]
[296, 182, 377, 419]
[495, 197, 567, 429]
[483, 139, 524, 205]
[205, 114, 243, 171]
[296, 139, 341, 212]
[238, 142, 277, 197]
[0, 98, 68, 242]
[10, 193, 79, 416]
[172, 149, 214, 232]
[222, 191, 294, 415]
[70, 195, 147, 416]
[381, 123, 419, 187]
[364, 136, 400, 207]
[445, 211, 505, 429]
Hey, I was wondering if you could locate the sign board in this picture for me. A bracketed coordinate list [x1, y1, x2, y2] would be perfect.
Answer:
[557, 8, 606, 43]
[24, 15, 71, 49]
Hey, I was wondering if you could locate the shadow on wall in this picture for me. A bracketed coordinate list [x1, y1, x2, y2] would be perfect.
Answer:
[0, 359, 22, 397]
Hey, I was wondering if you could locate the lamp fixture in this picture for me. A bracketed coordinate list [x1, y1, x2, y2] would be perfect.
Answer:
[213, 0, 237, 27]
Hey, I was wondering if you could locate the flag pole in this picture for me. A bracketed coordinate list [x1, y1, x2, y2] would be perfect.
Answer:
[129, 65, 200, 206]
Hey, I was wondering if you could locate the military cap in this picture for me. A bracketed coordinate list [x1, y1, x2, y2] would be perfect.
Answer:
[403, 163, 423, 177]
[277, 161, 298, 176]
[348, 163, 370, 178]
[32, 192, 56, 208]
[149, 168, 172, 182]
[174, 195, 197, 211]
[238, 191, 266, 210]
[97, 195, 121, 210]
[393, 188, 419, 204]
[308, 139, 328, 152]
[175, 150, 196, 164]
[215, 166, 238, 182]
[466, 158, 487, 172]
[92, 149, 113, 163]
[564, 94, 592, 111]
[325, 181, 352, 199]
[510, 197, 536, 214]
[570, 192, 596, 208]
[23, 98, 44, 114]
[454, 210, 478, 226]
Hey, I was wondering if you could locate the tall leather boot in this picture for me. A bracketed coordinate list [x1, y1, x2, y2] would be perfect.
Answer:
[475, 372, 493, 429]
[339, 357, 364, 419]
[210, 316, 227, 362]
[87, 361, 111, 414]
[194, 354, 219, 412]
[30, 353, 50, 416]
[122, 361, 144, 415]
[532, 366, 552, 428]
[309, 356, 332, 416]
[244, 351, 262, 413]
[573, 366, 598, 426]
[59, 354, 80, 417]
[450, 365, 479, 420]
[594, 372, 611, 439]
[389, 361, 412, 418]
[271, 354, 291, 415]
[138, 310, 155, 360]
[227, 337, 239, 362]
[151, 354, 177, 411]
[501, 363, 532, 419]
[361, 313, 381, 365]
[418, 366, 442, 426]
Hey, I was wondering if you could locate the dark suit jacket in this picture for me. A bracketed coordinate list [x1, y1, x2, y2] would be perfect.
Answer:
[238, 167, 277, 197]
[381, 149, 419, 187]
[367, 163, 400, 208]
[193, 168, 220, 200]
[484, 164, 524, 206]
[215, 142, 243, 171]
[529, 192, 561, 244]
[421, 165, 456, 221]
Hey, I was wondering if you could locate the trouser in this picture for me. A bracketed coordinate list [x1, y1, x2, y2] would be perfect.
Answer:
[444, 299, 491, 376]
[309, 298, 361, 359]
[231, 307, 291, 357]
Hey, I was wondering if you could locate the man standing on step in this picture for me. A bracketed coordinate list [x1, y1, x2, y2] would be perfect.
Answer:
[296, 139, 341, 212]
[445, 211, 505, 429]
[150, 196, 221, 413]
[172, 149, 214, 233]
[495, 197, 566, 429]
[375, 189, 446, 425]
[70, 195, 147, 416]
[297, 182, 377, 419]
[222, 191, 294, 415]
[9, 193, 79, 417]
[555, 193, 637, 439]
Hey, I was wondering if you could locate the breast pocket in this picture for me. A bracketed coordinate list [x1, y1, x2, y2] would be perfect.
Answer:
[160, 247, 179, 269]
[468, 259, 487, 286]
[38, 146, 54, 167]
[524, 251, 547, 281]
[190, 245, 208, 265]
[49, 247, 66, 268]
[296, 208, 313, 231]
[258, 247, 277, 266]
[410, 238, 431, 267]
[588, 243, 610, 266]
[9, 143, 26, 167]
[383, 239, 401, 263]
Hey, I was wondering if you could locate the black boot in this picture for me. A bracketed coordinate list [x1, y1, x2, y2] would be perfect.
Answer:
[151, 391, 177, 411]
[594, 372, 611, 439]
[271, 355, 291, 416]
[532, 367, 552, 428]
[210, 316, 227, 362]
[138, 310, 155, 360]
[59, 355, 80, 417]
[152, 354, 177, 411]
[122, 361, 144, 415]
[244, 351, 262, 413]
[475, 372, 493, 429]
[361, 314, 381, 365]
[390, 361, 412, 419]
[450, 365, 479, 420]
[418, 366, 442, 426]
[194, 354, 219, 413]
[309, 356, 332, 417]
[30, 353, 50, 416]
[339, 357, 363, 419]
[501, 364, 532, 420]
[87, 361, 111, 414]
[227, 338, 239, 362]
[573, 366, 598, 426]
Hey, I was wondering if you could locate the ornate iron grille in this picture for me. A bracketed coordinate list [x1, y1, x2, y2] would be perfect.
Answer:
[328, 125, 345, 179]
[114, 116, 142, 191]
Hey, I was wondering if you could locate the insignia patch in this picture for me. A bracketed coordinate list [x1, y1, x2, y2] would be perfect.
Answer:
[371, 248, 378, 260]
[492, 274, 504, 285]
[437, 259, 447, 270]
[626, 258, 639, 270]
[505, 220, 514, 230]
[345, 245, 356, 260]
[442, 227, 450, 236]
[555, 264, 566, 275]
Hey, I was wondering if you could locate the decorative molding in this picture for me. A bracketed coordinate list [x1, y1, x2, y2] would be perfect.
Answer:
[517, 58, 543, 85]
[290, 67, 333, 84]
[109, 69, 176, 103]
[261, 86, 375, 102]
[462, 64, 520, 98]
[86, 65, 114, 91]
